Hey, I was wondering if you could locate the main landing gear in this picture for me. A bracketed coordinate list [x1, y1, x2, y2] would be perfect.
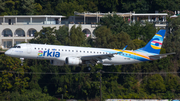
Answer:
[84, 65, 92, 72]
[75, 65, 92, 72]
[87, 66, 91, 71]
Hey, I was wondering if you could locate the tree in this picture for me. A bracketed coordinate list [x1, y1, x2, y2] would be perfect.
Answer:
[3, 0, 19, 15]
[9, 89, 56, 101]
[0, 0, 5, 15]
[145, 74, 166, 94]
[30, 27, 61, 45]
[121, 0, 149, 13]
[100, 14, 130, 34]
[34, 3, 42, 15]
[164, 16, 180, 59]
[19, 0, 35, 15]
[55, 1, 84, 17]
[0, 54, 30, 94]
[98, 0, 119, 12]
[68, 25, 86, 46]
[94, 26, 135, 49]
[94, 26, 113, 48]
[128, 21, 156, 42]
[55, 25, 69, 45]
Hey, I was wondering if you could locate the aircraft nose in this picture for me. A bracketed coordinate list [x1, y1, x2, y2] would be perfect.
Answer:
[5, 50, 11, 56]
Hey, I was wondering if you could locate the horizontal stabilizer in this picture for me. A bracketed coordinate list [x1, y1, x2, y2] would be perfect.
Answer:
[149, 52, 176, 60]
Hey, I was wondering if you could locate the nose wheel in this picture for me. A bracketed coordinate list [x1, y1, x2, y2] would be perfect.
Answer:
[87, 66, 91, 71]
[20, 58, 24, 66]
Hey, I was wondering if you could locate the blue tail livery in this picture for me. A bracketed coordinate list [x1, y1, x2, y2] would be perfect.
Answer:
[137, 29, 166, 54]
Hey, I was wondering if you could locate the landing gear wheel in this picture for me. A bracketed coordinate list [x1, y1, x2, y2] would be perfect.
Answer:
[20, 58, 24, 66]
[87, 66, 91, 71]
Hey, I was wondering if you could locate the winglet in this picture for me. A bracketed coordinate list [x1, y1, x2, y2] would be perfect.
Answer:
[123, 45, 128, 51]
[116, 45, 127, 54]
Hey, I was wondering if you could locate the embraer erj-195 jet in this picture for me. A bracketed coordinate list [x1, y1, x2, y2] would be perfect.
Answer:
[5, 30, 175, 67]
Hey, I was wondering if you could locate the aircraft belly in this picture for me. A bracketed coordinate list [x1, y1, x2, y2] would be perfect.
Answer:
[103, 55, 141, 65]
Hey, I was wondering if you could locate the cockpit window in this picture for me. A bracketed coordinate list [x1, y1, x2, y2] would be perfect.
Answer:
[12, 46, 17, 48]
[12, 46, 21, 48]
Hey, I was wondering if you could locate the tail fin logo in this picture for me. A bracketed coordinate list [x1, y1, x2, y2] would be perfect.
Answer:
[150, 34, 163, 50]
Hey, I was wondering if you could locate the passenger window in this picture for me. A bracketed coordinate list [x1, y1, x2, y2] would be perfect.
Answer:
[41, 48, 43, 50]
[76, 50, 78, 52]
[87, 51, 89, 53]
[65, 50, 67, 51]
[35, 48, 36, 49]
[72, 50, 74, 52]
[83, 51, 85, 53]
[69, 50, 70, 52]
[38, 48, 40, 50]
[48, 49, 50, 50]
[58, 49, 60, 51]
[17, 46, 21, 48]
[80, 51, 81, 52]
[62, 49, 63, 51]
[94, 52, 95, 53]
[90, 51, 92, 53]
[45, 48, 46, 50]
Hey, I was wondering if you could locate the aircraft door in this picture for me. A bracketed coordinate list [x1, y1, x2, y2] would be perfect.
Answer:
[27, 44, 31, 54]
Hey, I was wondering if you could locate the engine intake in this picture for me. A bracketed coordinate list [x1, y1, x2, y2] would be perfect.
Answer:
[65, 57, 82, 66]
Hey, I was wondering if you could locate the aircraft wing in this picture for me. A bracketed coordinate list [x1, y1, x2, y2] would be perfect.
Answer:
[80, 46, 126, 62]
[149, 52, 176, 60]
[80, 53, 116, 64]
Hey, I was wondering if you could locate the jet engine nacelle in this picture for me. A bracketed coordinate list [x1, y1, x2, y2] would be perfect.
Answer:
[65, 57, 82, 66]
[50, 60, 64, 66]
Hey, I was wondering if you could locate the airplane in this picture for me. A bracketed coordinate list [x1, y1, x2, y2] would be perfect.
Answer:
[5, 29, 175, 69]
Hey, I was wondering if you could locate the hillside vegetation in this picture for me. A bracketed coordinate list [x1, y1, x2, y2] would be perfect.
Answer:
[0, 0, 179, 16]
[1, 14, 180, 100]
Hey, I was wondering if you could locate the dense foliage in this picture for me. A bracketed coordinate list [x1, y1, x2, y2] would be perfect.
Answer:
[0, 0, 180, 16]
[1, 14, 180, 100]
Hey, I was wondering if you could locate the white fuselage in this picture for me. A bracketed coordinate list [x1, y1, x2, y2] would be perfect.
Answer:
[5, 43, 151, 66]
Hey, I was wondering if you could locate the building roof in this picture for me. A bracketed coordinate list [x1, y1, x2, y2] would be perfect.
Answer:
[0, 15, 66, 18]
[132, 13, 168, 16]
[75, 12, 133, 17]
[75, 12, 168, 17]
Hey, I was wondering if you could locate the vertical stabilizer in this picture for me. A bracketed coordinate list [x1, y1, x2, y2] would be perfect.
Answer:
[137, 30, 166, 54]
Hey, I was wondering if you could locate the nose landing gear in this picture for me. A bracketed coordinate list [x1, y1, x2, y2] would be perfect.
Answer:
[20, 58, 24, 66]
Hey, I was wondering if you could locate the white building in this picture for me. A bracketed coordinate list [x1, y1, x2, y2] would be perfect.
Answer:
[0, 15, 67, 48]
[0, 12, 168, 49]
